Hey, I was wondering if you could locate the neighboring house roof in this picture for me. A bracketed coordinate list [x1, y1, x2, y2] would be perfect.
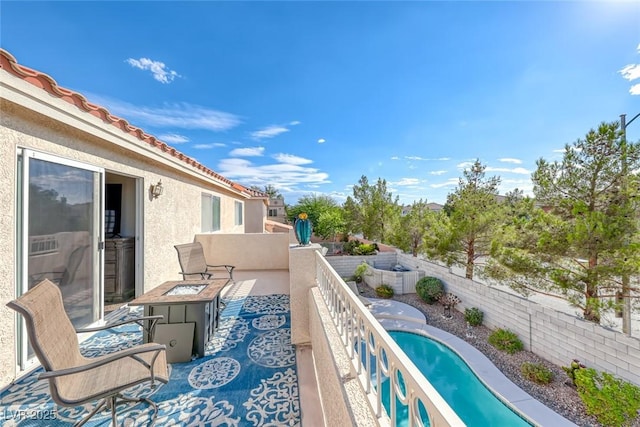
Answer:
[401, 202, 444, 215]
[425, 202, 443, 211]
[0, 48, 267, 200]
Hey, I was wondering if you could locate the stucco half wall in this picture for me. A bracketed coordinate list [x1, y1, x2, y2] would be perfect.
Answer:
[195, 233, 290, 271]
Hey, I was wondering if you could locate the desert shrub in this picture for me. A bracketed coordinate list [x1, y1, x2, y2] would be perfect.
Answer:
[375, 284, 394, 298]
[464, 307, 484, 326]
[355, 243, 377, 255]
[521, 362, 554, 385]
[415, 277, 444, 304]
[562, 359, 586, 386]
[352, 262, 370, 283]
[343, 240, 377, 255]
[343, 239, 361, 255]
[488, 329, 523, 354]
[575, 368, 640, 427]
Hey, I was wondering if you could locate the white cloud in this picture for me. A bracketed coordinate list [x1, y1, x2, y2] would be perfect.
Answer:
[390, 156, 400, 160]
[159, 133, 189, 144]
[217, 157, 330, 192]
[194, 143, 222, 149]
[289, 120, 301, 126]
[393, 178, 423, 186]
[126, 57, 180, 84]
[498, 158, 522, 164]
[499, 178, 534, 197]
[273, 153, 313, 165]
[620, 45, 640, 95]
[430, 178, 458, 189]
[430, 170, 447, 176]
[620, 64, 640, 81]
[31, 170, 94, 204]
[403, 156, 451, 161]
[456, 161, 475, 169]
[251, 125, 290, 140]
[230, 147, 265, 156]
[85, 94, 241, 132]
[486, 166, 531, 175]
[317, 138, 326, 144]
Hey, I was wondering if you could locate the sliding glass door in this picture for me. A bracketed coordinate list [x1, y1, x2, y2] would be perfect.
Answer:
[18, 150, 104, 365]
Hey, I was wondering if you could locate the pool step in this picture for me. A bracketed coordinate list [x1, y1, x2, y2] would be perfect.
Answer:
[369, 299, 426, 325]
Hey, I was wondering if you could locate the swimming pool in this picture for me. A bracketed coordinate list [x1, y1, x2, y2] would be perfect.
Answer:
[385, 331, 533, 426]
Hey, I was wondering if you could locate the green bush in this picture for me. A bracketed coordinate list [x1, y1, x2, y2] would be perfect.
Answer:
[352, 263, 369, 283]
[488, 329, 523, 354]
[375, 284, 394, 298]
[464, 307, 484, 326]
[415, 277, 444, 304]
[343, 240, 377, 255]
[343, 239, 361, 255]
[575, 368, 640, 427]
[355, 243, 377, 255]
[521, 362, 554, 385]
[562, 359, 586, 386]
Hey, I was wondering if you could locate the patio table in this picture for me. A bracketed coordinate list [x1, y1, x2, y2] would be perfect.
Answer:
[129, 279, 228, 360]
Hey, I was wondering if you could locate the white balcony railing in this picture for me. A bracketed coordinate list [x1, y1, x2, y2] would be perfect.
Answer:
[315, 252, 464, 427]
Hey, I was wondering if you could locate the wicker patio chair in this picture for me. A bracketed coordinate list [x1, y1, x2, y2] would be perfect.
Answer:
[174, 241, 235, 280]
[6, 279, 169, 427]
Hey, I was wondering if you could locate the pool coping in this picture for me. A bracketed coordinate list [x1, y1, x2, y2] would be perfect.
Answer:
[371, 300, 578, 427]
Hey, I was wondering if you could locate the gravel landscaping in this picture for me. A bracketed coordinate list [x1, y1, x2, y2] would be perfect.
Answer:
[357, 284, 618, 427]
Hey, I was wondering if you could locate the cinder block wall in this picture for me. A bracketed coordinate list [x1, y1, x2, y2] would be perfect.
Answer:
[396, 253, 640, 386]
[324, 252, 397, 278]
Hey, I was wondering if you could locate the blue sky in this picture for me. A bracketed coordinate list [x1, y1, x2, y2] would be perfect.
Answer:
[2, 1, 640, 205]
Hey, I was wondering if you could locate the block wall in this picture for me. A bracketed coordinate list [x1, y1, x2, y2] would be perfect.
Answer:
[394, 254, 640, 386]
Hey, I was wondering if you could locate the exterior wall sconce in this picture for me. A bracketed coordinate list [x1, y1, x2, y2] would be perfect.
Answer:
[150, 180, 163, 199]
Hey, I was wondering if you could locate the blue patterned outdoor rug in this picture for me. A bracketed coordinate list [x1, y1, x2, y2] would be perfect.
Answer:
[0, 294, 301, 426]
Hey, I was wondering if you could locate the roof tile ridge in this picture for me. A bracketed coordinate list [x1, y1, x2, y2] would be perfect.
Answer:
[1, 48, 252, 197]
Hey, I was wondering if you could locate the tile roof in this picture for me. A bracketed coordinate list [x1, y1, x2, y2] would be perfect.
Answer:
[0, 49, 267, 199]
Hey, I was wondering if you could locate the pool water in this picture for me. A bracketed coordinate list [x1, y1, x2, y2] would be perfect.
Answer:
[386, 331, 532, 426]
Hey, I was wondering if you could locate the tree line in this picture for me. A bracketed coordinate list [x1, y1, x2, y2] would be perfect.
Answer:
[278, 121, 640, 326]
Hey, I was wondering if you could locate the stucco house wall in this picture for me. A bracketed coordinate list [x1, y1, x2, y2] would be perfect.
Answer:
[245, 198, 268, 233]
[0, 50, 267, 388]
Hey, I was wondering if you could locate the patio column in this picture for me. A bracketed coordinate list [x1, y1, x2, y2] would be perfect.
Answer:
[289, 243, 323, 345]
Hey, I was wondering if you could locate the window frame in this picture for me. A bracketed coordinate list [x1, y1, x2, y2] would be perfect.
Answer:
[234, 201, 243, 226]
[201, 193, 221, 232]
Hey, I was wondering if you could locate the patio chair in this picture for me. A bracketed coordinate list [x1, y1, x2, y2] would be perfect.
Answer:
[29, 244, 89, 287]
[346, 281, 373, 307]
[6, 279, 168, 427]
[174, 241, 235, 281]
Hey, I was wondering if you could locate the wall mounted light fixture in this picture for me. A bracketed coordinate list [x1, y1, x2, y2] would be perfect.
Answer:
[150, 180, 163, 199]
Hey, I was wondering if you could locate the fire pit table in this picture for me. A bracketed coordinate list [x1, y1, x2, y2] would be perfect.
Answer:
[129, 279, 229, 360]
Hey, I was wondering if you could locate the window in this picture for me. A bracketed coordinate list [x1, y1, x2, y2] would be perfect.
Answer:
[201, 194, 220, 232]
[268, 208, 278, 217]
[235, 201, 243, 226]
